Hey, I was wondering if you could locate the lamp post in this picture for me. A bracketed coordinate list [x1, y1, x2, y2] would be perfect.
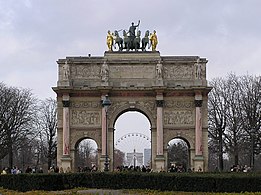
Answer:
[102, 95, 111, 171]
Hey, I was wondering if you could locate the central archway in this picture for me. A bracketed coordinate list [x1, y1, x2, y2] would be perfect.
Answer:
[113, 111, 151, 170]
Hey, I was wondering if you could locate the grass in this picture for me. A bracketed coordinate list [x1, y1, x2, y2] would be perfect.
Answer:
[1, 188, 261, 195]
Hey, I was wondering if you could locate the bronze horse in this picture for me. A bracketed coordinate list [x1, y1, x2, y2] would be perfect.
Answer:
[142, 30, 150, 51]
[134, 30, 141, 51]
[114, 31, 123, 51]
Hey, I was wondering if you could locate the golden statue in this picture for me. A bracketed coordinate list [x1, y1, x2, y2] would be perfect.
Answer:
[106, 30, 114, 51]
[150, 30, 158, 51]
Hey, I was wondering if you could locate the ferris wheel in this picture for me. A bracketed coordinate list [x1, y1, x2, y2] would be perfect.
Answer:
[114, 132, 151, 154]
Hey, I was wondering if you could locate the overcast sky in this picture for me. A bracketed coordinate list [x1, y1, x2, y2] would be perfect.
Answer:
[1, 1, 261, 150]
[1, 0, 261, 99]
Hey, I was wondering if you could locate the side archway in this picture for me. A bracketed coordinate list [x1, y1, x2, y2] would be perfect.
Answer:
[167, 137, 190, 172]
[73, 138, 98, 172]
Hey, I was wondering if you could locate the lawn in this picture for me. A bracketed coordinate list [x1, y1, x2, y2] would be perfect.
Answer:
[1, 188, 261, 195]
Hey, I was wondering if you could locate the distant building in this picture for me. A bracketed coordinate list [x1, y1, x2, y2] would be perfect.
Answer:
[126, 149, 143, 167]
[144, 148, 151, 166]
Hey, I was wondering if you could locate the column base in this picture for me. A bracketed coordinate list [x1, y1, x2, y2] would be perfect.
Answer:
[154, 155, 165, 172]
[61, 155, 72, 173]
[193, 155, 204, 172]
[100, 155, 111, 171]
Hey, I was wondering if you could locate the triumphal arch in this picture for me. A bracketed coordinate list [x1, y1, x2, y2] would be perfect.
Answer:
[53, 25, 211, 172]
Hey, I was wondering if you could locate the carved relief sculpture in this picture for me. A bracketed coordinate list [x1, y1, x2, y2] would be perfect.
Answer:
[164, 110, 193, 125]
[71, 110, 101, 126]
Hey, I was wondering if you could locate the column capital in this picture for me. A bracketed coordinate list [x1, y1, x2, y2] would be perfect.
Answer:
[62, 100, 70, 107]
[194, 100, 203, 107]
[156, 100, 164, 107]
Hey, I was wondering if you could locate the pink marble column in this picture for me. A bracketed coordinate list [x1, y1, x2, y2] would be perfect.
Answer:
[62, 95, 70, 156]
[156, 98, 164, 156]
[101, 103, 106, 156]
[195, 99, 203, 156]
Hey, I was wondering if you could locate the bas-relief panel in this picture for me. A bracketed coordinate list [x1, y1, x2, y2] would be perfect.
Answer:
[71, 110, 101, 126]
[164, 100, 194, 126]
[163, 65, 193, 80]
[164, 110, 193, 125]
[70, 65, 100, 79]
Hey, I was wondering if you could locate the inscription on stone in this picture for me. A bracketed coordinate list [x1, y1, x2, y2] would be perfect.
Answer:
[110, 65, 154, 78]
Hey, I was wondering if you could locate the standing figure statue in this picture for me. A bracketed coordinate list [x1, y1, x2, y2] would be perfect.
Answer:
[195, 58, 202, 79]
[128, 20, 140, 50]
[150, 30, 158, 51]
[106, 30, 114, 51]
[156, 60, 163, 80]
[101, 60, 109, 82]
[63, 60, 70, 80]
[128, 20, 140, 39]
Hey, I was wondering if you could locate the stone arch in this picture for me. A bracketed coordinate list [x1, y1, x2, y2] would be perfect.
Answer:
[54, 52, 211, 172]
[73, 137, 98, 172]
[108, 104, 154, 169]
[70, 130, 101, 172]
[164, 130, 195, 150]
[166, 136, 191, 170]
[71, 130, 101, 151]
[109, 103, 156, 129]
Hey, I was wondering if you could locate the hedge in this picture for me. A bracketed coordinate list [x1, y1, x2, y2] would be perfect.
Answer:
[1, 172, 261, 192]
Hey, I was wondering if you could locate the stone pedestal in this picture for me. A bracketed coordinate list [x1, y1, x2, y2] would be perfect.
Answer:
[155, 79, 164, 86]
[99, 155, 111, 171]
[58, 80, 71, 86]
[193, 155, 204, 172]
[61, 155, 72, 172]
[155, 155, 165, 172]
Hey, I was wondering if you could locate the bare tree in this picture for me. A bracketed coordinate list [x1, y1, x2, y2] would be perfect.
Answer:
[237, 75, 261, 170]
[76, 139, 97, 171]
[222, 74, 245, 166]
[114, 149, 125, 169]
[0, 82, 37, 168]
[37, 98, 57, 169]
[209, 74, 261, 171]
[208, 77, 228, 171]
[168, 139, 188, 170]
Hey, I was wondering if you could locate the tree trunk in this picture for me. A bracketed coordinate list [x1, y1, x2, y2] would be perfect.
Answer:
[8, 144, 13, 168]
[218, 130, 223, 171]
